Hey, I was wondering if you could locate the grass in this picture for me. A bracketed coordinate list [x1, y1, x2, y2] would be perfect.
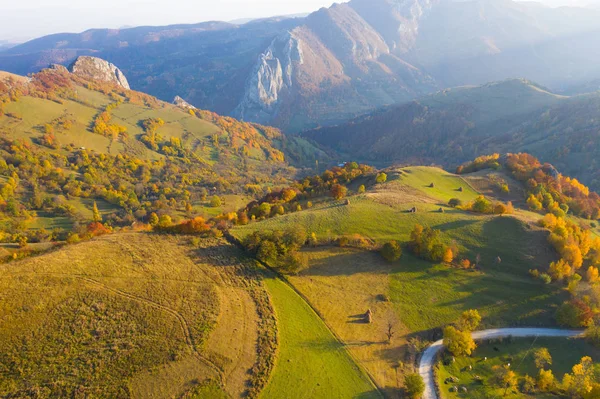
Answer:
[438, 337, 599, 399]
[231, 166, 568, 391]
[261, 276, 380, 399]
[0, 233, 267, 398]
[395, 166, 479, 203]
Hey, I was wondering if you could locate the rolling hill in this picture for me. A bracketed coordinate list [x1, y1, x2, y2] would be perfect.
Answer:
[0, 58, 326, 250]
[2, 0, 600, 131]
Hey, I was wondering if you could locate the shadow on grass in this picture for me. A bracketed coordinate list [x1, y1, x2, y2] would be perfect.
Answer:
[298, 248, 392, 277]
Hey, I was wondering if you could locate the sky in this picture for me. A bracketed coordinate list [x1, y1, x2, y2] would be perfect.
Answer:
[1, 0, 598, 43]
[0, 0, 342, 42]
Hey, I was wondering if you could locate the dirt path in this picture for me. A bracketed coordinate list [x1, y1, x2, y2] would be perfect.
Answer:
[418, 328, 583, 399]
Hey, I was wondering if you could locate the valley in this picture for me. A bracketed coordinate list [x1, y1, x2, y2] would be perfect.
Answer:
[2, 2, 600, 396]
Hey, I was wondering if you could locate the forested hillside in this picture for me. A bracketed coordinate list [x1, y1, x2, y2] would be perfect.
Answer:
[0, 64, 323, 253]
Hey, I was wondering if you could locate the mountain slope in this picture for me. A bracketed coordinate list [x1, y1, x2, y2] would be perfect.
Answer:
[2, 0, 600, 132]
[302, 78, 600, 190]
[0, 60, 327, 246]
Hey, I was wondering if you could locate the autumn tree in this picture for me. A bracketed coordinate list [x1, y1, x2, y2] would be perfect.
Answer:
[443, 325, 476, 356]
[458, 309, 481, 332]
[358, 184, 366, 194]
[534, 348, 552, 370]
[491, 365, 518, 397]
[556, 300, 594, 328]
[330, 184, 348, 200]
[587, 266, 599, 283]
[92, 201, 102, 222]
[537, 369, 555, 392]
[148, 212, 159, 226]
[443, 247, 454, 263]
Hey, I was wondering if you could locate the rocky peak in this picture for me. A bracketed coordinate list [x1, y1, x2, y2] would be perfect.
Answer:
[232, 31, 303, 124]
[68, 56, 130, 89]
[173, 96, 196, 110]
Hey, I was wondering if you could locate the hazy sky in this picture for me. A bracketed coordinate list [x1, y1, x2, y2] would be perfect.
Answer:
[1, 0, 597, 42]
[0, 0, 342, 42]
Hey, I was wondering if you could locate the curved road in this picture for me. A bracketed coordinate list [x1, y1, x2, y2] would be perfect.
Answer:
[418, 328, 583, 399]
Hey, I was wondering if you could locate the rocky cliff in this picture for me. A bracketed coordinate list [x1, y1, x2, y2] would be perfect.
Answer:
[233, 32, 303, 124]
[68, 56, 130, 89]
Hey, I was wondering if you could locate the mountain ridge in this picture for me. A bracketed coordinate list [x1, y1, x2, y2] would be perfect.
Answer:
[2, 0, 600, 132]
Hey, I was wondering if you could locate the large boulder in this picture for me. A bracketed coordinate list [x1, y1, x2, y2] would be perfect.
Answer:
[68, 56, 130, 89]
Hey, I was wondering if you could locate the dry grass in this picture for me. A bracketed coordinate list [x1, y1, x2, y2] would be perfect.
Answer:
[0, 233, 269, 398]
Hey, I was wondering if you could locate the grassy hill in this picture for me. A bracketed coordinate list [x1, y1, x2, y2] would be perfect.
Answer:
[0, 233, 269, 398]
[231, 165, 573, 393]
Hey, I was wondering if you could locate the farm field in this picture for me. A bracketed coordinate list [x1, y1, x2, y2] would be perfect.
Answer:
[438, 337, 600, 399]
[261, 276, 380, 399]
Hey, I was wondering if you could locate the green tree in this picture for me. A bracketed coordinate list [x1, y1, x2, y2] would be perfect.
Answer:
[443, 325, 476, 356]
[376, 172, 387, 183]
[381, 241, 402, 262]
[210, 195, 222, 208]
[404, 373, 425, 399]
[448, 198, 462, 208]
[257, 241, 278, 264]
[358, 184, 366, 194]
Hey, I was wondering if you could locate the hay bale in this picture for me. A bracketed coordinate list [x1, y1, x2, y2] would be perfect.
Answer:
[439, 207, 445, 213]
[429, 183, 435, 188]
[365, 309, 373, 324]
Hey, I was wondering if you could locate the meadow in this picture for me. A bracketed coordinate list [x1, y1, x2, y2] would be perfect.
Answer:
[0, 233, 269, 398]
[438, 337, 599, 399]
[232, 166, 569, 392]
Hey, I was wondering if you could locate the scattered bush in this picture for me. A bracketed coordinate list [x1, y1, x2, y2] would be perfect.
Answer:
[380, 241, 402, 262]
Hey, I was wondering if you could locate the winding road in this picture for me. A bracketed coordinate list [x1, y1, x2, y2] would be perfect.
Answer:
[418, 328, 584, 399]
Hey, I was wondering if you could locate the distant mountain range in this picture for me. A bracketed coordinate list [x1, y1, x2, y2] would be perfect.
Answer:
[1, 0, 600, 132]
[302, 78, 600, 190]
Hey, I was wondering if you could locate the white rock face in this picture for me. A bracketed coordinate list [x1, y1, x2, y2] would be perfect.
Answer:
[233, 32, 303, 123]
[69, 56, 130, 90]
[391, 0, 436, 51]
[173, 95, 196, 110]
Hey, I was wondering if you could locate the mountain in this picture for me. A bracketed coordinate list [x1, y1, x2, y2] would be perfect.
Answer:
[1, 0, 600, 132]
[302, 78, 600, 190]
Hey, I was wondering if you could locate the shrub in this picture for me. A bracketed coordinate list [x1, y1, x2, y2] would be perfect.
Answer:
[330, 184, 348, 200]
[210, 195, 222, 208]
[404, 373, 425, 399]
[376, 172, 387, 183]
[448, 198, 462, 208]
[358, 184, 366, 194]
[381, 241, 402, 262]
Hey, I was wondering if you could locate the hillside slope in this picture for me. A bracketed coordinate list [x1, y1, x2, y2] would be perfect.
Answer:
[302, 79, 600, 190]
[0, 63, 325, 248]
